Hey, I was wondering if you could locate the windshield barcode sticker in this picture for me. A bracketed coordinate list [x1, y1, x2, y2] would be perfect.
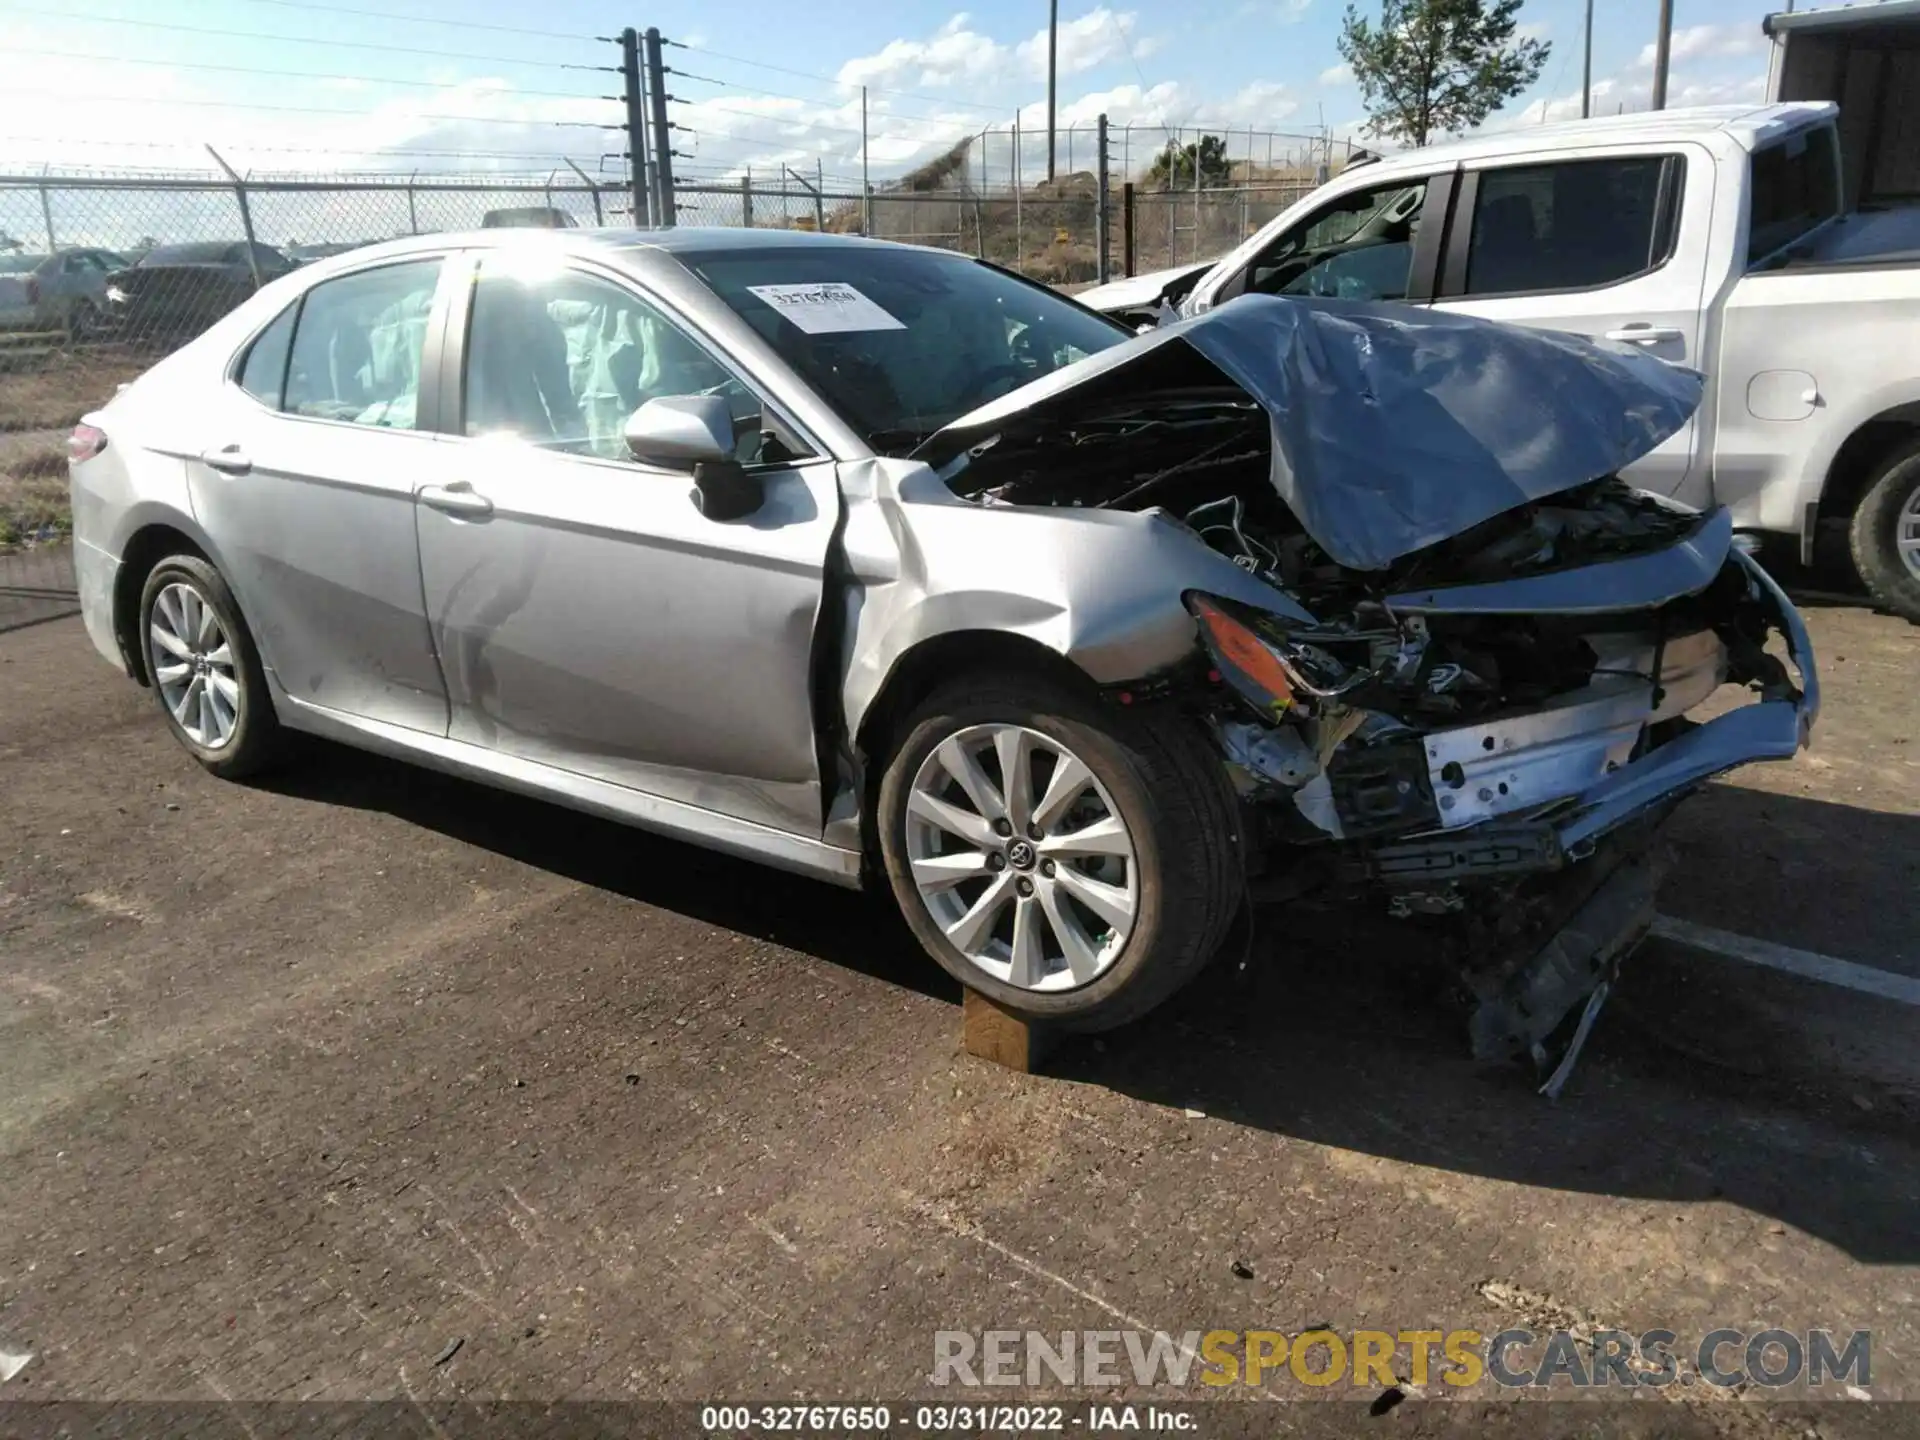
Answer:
[747, 282, 907, 334]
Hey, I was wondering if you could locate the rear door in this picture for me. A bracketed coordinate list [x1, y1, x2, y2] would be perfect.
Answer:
[412, 253, 841, 838]
[1431, 145, 1715, 500]
[184, 254, 456, 732]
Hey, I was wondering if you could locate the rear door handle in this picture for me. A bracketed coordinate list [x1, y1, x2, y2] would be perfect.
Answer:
[200, 446, 252, 476]
[1603, 324, 1685, 346]
[418, 482, 494, 518]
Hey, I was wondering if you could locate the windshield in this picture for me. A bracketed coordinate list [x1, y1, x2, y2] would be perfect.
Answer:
[683, 246, 1131, 450]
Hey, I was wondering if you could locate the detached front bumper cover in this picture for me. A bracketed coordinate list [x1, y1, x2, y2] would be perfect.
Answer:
[1552, 551, 1818, 855]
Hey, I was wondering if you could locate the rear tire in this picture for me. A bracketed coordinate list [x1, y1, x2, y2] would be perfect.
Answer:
[138, 554, 288, 780]
[1848, 439, 1920, 624]
[878, 670, 1243, 1032]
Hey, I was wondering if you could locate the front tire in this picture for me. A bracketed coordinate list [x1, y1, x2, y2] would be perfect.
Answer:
[138, 554, 286, 779]
[1848, 438, 1920, 624]
[878, 671, 1243, 1032]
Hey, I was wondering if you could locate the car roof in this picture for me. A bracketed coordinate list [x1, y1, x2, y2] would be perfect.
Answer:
[1348, 102, 1838, 179]
[292, 225, 941, 275]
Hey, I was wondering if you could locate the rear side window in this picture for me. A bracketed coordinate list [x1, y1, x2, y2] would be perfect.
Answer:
[1462, 155, 1676, 296]
[282, 260, 441, 427]
[1749, 127, 1841, 263]
[237, 304, 297, 408]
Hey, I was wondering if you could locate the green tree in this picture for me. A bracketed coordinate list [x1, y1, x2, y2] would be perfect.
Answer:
[1338, 0, 1549, 147]
[1147, 134, 1232, 190]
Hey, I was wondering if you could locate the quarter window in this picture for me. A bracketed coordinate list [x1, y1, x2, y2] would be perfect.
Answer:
[237, 303, 297, 408]
[1462, 156, 1675, 296]
[462, 262, 793, 465]
[281, 259, 441, 427]
[1748, 128, 1840, 263]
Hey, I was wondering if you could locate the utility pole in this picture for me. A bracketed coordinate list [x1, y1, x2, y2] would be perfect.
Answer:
[619, 27, 651, 226]
[1581, 0, 1594, 118]
[1651, 0, 1674, 109]
[643, 26, 676, 226]
[1045, 0, 1059, 182]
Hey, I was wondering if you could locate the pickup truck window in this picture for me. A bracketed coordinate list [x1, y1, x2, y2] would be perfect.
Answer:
[1240, 178, 1430, 301]
[1748, 127, 1841, 264]
[1461, 155, 1677, 297]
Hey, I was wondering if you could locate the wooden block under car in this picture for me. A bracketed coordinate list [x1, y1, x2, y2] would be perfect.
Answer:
[961, 988, 1056, 1073]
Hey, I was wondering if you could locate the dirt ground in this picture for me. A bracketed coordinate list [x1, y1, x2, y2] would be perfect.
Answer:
[0, 603, 1915, 1433]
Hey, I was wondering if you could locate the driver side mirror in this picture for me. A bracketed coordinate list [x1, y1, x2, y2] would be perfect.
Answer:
[623, 394, 762, 522]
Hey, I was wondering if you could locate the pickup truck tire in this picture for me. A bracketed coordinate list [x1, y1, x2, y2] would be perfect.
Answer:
[878, 673, 1243, 1032]
[1848, 440, 1920, 624]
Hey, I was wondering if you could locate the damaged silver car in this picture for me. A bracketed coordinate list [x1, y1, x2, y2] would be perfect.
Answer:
[68, 229, 1817, 1075]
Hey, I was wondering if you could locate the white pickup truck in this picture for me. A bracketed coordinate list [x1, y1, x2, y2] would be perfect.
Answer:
[1079, 102, 1920, 621]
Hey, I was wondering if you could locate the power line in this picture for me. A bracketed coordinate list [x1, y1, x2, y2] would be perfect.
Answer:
[6, 46, 609, 100]
[667, 38, 1013, 116]
[0, 135, 619, 165]
[2, 87, 611, 128]
[675, 99, 966, 144]
[665, 66, 996, 129]
[231, 0, 604, 43]
[0, 4, 602, 70]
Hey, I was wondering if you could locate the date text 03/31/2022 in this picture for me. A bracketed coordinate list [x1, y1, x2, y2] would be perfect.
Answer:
[700, 1404, 1193, 1432]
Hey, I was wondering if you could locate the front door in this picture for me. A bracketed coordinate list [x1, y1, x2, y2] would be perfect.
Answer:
[413, 255, 840, 837]
[1431, 147, 1714, 503]
[184, 255, 453, 732]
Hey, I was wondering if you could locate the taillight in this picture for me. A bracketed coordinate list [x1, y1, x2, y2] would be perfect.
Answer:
[68, 423, 107, 463]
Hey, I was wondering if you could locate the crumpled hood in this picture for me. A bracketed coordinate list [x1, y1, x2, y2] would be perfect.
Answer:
[928, 295, 1705, 572]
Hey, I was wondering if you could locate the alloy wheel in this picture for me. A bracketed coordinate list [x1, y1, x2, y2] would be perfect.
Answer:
[148, 581, 240, 749]
[904, 723, 1139, 992]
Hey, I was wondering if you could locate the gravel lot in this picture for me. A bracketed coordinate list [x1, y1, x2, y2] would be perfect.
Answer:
[1, 604, 1915, 1433]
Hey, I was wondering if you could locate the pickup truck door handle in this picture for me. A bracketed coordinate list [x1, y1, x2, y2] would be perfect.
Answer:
[1603, 324, 1686, 346]
[200, 446, 252, 476]
[418, 482, 495, 518]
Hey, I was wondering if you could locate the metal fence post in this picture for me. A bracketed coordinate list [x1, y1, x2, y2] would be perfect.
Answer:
[861, 85, 871, 236]
[619, 28, 651, 227]
[37, 165, 56, 252]
[406, 171, 419, 234]
[643, 27, 675, 226]
[1122, 182, 1136, 277]
[740, 172, 753, 228]
[565, 159, 603, 223]
[205, 146, 262, 292]
[1095, 113, 1110, 284]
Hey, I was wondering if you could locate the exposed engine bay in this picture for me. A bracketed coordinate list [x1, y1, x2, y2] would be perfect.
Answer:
[936, 371, 1812, 1090]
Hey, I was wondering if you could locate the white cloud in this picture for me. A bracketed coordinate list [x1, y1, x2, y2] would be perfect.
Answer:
[1501, 64, 1766, 128]
[836, 14, 1007, 92]
[1635, 22, 1764, 69]
[1319, 61, 1354, 86]
[1014, 8, 1159, 78]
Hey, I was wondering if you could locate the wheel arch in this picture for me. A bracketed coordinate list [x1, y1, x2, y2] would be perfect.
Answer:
[1817, 402, 1920, 529]
[113, 520, 211, 685]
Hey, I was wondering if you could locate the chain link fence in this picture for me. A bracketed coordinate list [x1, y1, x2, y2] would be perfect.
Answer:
[1, 135, 1353, 628]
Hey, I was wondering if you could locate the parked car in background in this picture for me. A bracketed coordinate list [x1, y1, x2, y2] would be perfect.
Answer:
[286, 241, 367, 266]
[481, 206, 578, 229]
[1080, 103, 1920, 621]
[68, 229, 1816, 1077]
[0, 248, 128, 336]
[104, 241, 295, 344]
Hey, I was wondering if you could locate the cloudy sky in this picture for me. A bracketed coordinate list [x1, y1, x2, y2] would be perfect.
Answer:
[0, 0, 1780, 183]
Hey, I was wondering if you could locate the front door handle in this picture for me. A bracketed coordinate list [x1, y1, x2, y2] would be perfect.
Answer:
[200, 445, 252, 475]
[418, 482, 494, 518]
[1603, 324, 1686, 346]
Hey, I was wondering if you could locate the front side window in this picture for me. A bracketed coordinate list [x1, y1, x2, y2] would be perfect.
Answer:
[1463, 156, 1673, 296]
[1243, 179, 1429, 301]
[1749, 127, 1840, 263]
[461, 260, 794, 465]
[281, 259, 441, 427]
[684, 246, 1129, 451]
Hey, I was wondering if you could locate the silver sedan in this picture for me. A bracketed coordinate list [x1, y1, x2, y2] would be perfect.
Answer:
[69, 228, 1817, 1066]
